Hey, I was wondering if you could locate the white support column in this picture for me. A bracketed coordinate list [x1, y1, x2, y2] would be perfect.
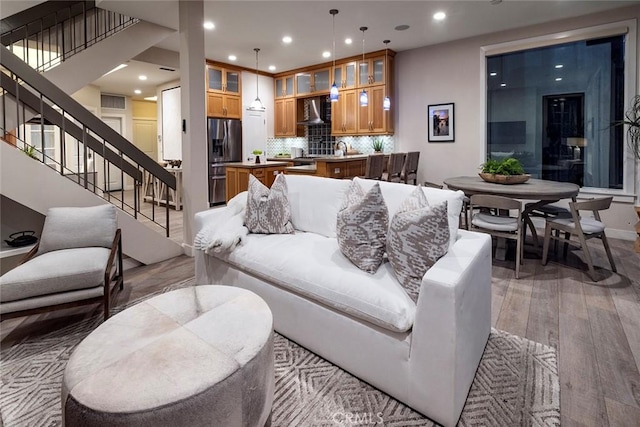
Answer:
[179, 0, 208, 252]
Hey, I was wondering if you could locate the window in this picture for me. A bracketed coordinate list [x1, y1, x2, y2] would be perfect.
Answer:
[27, 124, 57, 166]
[486, 34, 626, 190]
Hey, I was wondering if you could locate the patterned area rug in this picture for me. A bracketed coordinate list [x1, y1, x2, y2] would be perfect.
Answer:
[0, 278, 560, 426]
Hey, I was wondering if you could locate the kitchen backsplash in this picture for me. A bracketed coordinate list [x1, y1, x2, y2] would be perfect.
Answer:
[266, 135, 395, 157]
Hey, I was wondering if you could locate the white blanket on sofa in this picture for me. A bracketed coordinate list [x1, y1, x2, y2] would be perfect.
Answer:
[194, 192, 248, 254]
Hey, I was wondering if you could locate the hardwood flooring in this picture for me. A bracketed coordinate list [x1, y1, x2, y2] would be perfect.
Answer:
[2, 236, 640, 427]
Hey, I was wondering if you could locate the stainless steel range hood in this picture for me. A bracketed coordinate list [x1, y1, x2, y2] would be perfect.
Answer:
[297, 97, 327, 125]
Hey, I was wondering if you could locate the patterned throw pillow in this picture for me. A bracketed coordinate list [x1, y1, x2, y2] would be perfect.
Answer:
[336, 181, 389, 274]
[245, 174, 294, 234]
[387, 186, 450, 302]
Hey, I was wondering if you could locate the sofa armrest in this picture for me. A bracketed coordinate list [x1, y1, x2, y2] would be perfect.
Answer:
[194, 207, 230, 235]
[407, 229, 492, 426]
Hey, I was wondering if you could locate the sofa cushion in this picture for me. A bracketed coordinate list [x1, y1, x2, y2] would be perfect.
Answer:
[217, 232, 416, 332]
[354, 177, 463, 250]
[0, 247, 110, 302]
[336, 181, 389, 274]
[245, 174, 294, 234]
[285, 175, 351, 238]
[387, 187, 450, 302]
[38, 205, 116, 255]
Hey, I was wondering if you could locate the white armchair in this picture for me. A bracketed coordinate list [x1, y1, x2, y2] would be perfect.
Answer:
[0, 205, 123, 321]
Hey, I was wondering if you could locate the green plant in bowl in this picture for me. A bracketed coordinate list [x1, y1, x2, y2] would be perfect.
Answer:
[480, 157, 525, 175]
[252, 150, 263, 155]
[371, 138, 384, 152]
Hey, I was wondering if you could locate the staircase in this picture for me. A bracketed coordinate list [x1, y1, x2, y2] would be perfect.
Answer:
[0, 1, 183, 264]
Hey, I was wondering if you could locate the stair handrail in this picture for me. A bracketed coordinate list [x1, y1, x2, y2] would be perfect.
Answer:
[1, 1, 93, 35]
[1, 48, 176, 190]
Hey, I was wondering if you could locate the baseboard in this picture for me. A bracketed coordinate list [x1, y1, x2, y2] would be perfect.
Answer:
[182, 243, 195, 257]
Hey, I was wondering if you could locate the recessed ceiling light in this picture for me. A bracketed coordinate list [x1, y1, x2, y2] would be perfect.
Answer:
[555, 77, 563, 81]
[322, 51, 331, 58]
[138, 75, 147, 81]
[228, 55, 237, 61]
[500, 83, 506, 87]
[394, 24, 410, 31]
[433, 11, 446, 21]
[489, 72, 497, 76]
[134, 89, 141, 94]
[282, 36, 292, 44]
[345, 38, 352, 45]
[203, 21, 215, 30]
[144, 96, 157, 101]
[555, 64, 564, 69]
[268, 65, 276, 71]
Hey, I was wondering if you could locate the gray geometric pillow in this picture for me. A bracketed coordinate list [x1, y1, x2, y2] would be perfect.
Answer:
[387, 186, 450, 302]
[336, 181, 388, 274]
[245, 174, 294, 234]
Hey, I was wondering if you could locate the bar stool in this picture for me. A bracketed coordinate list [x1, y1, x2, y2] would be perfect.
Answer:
[384, 153, 406, 183]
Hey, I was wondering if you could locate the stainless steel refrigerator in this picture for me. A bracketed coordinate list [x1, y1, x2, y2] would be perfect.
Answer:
[208, 118, 242, 205]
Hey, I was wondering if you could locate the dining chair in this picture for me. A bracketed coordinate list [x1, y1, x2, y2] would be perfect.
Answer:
[469, 194, 523, 279]
[364, 154, 385, 180]
[401, 151, 420, 185]
[384, 152, 406, 183]
[541, 196, 616, 281]
[422, 181, 443, 189]
[523, 202, 572, 248]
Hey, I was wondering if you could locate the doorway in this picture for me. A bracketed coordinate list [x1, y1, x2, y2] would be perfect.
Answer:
[101, 116, 125, 191]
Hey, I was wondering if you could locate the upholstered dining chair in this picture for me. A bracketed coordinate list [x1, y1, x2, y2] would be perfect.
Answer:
[541, 196, 616, 281]
[384, 152, 406, 183]
[0, 204, 123, 321]
[401, 151, 420, 185]
[364, 154, 385, 180]
[469, 194, 523, 279]
[523, 202, 572, 248]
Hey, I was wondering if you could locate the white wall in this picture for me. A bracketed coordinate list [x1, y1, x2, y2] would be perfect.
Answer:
[395, 5, 640, 239]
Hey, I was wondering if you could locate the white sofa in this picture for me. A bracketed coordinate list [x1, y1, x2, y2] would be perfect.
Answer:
[195, 175, 492, 426]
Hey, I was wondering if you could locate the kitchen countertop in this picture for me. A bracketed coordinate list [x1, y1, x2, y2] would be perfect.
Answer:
[224, 161, 290, 168]
[285, 165, 317, 173]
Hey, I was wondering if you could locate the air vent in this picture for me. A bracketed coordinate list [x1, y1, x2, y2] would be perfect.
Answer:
[101, 94, 126, 109]
[159, 67, 176, 72]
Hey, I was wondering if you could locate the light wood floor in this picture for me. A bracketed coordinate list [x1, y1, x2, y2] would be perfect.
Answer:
[1, 237, 639, 426]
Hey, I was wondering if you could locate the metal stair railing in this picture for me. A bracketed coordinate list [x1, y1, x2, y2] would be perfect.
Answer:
[1, 1, 138, 72]
[1, 49, 177, 237]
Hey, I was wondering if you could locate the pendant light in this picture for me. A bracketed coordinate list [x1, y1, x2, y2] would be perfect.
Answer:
[329, 9, 339, 102]
[359, 26, 368, 107]
[247, 48, 266, 111]
[382, 40, 391, 111]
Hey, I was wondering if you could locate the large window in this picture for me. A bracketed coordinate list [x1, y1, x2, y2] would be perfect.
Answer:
[486, 35, 625, 189]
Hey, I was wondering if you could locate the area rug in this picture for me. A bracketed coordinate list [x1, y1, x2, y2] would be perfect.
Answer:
[0, 278, 560, 426]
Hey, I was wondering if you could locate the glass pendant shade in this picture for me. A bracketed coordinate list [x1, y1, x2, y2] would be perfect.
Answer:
[330, 83, 339, 101]
[360, 89, 368, 107]
[383, 96, 391, 110]
[247, 48, 266, 111]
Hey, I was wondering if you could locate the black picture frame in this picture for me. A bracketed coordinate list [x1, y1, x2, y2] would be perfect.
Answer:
[428, 103, 455, 142]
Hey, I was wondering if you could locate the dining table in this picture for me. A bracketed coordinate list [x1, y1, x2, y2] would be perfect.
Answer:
[443, 175, 580, 260]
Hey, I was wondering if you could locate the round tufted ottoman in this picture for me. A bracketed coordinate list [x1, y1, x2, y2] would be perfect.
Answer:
[62, 285, 274, 427]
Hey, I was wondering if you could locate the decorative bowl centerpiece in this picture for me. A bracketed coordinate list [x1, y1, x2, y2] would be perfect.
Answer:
[479, 158, 530, 185]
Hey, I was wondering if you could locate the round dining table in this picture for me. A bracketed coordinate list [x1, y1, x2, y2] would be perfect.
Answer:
[444, 175, 580, 259]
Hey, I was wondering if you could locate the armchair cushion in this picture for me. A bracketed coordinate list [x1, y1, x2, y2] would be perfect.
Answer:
[38, 205, 117, 255]
[0, 247, 110, 302]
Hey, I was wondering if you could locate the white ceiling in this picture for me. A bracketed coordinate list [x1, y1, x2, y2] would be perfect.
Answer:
[18, 1, 640, 99]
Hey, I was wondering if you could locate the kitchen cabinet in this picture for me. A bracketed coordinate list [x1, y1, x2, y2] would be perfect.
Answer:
[358, 55, 386, 87]
[332, 61, 357, 89]
[207, 65, 241, 95]
[274, 98, 303, 137]
[357, 86, 393, 134]
[295, 67, 331, 96]
[207, 93, 241, 119]
[314, 157, 366, 179]
[331, 89, 359, 135]
[225, 162, 290, 202]
[274, 74, 295, 98]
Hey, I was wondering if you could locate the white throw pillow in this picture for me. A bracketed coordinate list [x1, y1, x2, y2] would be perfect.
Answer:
[245, 174, 294, 234]
[387, 186, 450, 302]
[336, 181, 388, 274]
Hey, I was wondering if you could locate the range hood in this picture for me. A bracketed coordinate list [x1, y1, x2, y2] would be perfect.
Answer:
[297, 97, 328, 125]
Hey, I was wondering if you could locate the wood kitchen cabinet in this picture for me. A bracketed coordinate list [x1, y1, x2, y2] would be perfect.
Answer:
[314, 157, 366, 179]
[207, 93, 241, 119]
[333, 61, 357, 89]
[225, 162, 290, 202]
[358, 55, 386, 87]
[295, 67, 331, 96]
[331, 89, 359, 135]
[207, 65, 241, 95]
[274, 98, 303, 137]
[274, 74, 295, 98]
[358, 86, 393, 134]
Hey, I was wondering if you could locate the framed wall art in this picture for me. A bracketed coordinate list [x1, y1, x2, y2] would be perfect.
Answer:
[428, 103, 455, 142]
